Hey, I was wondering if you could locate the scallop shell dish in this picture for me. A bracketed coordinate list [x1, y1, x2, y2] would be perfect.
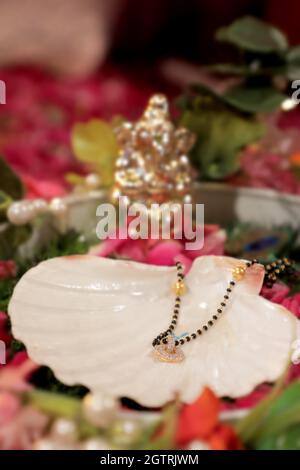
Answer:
[9, 254, 300, 407]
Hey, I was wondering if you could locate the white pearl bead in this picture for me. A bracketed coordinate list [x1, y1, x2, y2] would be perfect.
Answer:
[85, 173, 101, 189]
[82, 392, 118, 427]
[32, 198, 48, 214]
[49, 198, 67, 216]
[81, 437, 111, 450]
[7, 201, 36, 225]
[51, 418, 78, 443]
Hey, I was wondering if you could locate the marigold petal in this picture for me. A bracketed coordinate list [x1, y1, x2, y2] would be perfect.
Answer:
[175, 387, 220, 445]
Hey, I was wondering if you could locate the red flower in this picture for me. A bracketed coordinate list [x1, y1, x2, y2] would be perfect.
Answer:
[0, 260, 17, 280]
[208, 423, 241, 451]
[175, 387, 241, 450]
[0, 312, 11, 352]
[261, 283, 300, 318]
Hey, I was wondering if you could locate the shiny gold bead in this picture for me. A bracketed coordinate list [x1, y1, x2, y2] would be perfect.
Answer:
[172, 281, 187, 296]
[232, 265, 246, 281]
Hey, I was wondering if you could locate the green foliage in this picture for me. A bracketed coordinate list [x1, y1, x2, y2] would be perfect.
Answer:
[0, 278, 16, 311]
[237, 380, 300, 450]
[10, 338, 25, 356]
[188, 16, 300, 116]
[15, 229, 89, 279]
[0, 190, 12, 221]
[256, 424, 300, 450]
[0, 156, 24, 200]
[216, 16, 288, 53]
[0, 156, 24, 221]
[177, 17, 300, 178]
[71, 119, 119, 187]
[223, 87, 286, 113]
[0, 223, 32, 260]
[178, 90, 264, 180]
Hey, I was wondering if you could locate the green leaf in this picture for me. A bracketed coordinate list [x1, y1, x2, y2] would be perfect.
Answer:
[256, 424, 300, 450]
[28, 389, 82, 419]
[216, 16, 289, 53]
[280, 44, 300, 81]
[27, 389, 100, 439]
[209, 63, 253, 76]
[286, 63, 300, 81]
[286, 45, 300, 64]
[71, 119, 119, 187]
[141, 399, 180, 450]
[0, 190, 12, 221]
[253, 381, 300, 441]
[210, 63, 294, 80]
[0, 223, 32, 260]
[235, 366, 289, 445]
[223, 87, 286, 113]
[0, 156, 24, 200]
[179, 94, 264, 180]
[236, 374, 300, 449]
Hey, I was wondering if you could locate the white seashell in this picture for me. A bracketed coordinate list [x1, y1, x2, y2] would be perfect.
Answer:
[8, 255, 300, 407]
[291, 339, 300, 364]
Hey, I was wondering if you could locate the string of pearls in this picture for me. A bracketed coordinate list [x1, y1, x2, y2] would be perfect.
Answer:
[6, 173, 101, 226]
[7, 197, 67, 226]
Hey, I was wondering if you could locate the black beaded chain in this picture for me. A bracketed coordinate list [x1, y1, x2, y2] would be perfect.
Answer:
[264, 258, 294, 288]
[152, 257, 294, 350]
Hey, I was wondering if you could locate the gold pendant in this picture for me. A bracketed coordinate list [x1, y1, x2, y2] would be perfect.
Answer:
[152, 335, 184, 363]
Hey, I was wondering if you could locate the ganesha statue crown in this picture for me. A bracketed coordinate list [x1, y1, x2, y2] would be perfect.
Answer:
[111, 94, 196, 206]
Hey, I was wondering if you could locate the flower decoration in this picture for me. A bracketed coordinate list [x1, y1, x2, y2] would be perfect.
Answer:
[92, 224, 226, 272]
[236, 147, 300, 194]
[261, 283, 300, 318]
[175, 387, 241, 450]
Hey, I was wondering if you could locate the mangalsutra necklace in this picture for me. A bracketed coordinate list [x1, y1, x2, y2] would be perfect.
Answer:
[152, 257, 294, 363]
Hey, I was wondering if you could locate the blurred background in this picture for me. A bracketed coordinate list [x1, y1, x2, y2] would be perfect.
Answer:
[0, 0, 300, 200]
[2, 2, 300, 452]
[1, 0, 300, 76]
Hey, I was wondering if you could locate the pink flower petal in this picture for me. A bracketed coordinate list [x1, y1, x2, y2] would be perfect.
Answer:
[0, 392, 21, 426]
[174, 253, 193, 273]
[118, 240, 146, 262]
[96, 237, 127, 257]
[261, 284, 290, 303]
[0, 358, 38, 392]
[146, 240, 183, 266]
[185, 230, 226, 260]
